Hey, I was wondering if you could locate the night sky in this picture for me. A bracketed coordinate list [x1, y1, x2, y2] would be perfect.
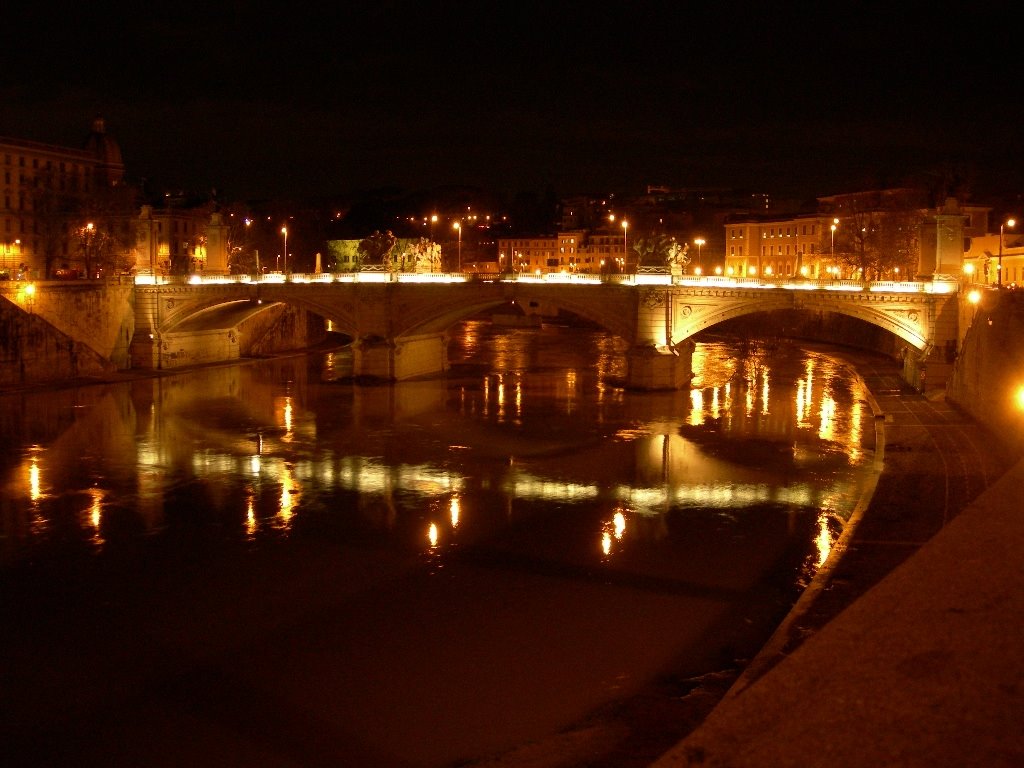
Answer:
[3, 2, 1021, 205]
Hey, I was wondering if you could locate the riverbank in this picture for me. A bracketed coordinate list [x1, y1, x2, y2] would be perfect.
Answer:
[652, 419, 1023, 766]
[464, 345, 1017, 768]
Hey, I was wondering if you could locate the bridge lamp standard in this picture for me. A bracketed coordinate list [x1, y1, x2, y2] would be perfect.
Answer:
[998, 217, 1016, 287]
[621, 220, 629, 270]
[281, 226, 288, 275]
[830, 218, 839, 259]
[454, 221, 462, 272]
[694, 237, 705, 274]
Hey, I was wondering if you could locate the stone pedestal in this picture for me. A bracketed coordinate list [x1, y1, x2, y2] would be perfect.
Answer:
[352, 332, 448, 381]
[625, 341, 694, 390]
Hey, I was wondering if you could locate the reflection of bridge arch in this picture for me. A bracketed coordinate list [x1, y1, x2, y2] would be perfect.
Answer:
[131, 276, 960, 390]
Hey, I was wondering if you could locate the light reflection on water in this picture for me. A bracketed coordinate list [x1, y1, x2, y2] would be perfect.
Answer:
[0, 322, 876, 584]
[0, 318, 880, 767]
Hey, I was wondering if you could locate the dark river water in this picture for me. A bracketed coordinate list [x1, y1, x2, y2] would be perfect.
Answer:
[0, 318, 879, 767]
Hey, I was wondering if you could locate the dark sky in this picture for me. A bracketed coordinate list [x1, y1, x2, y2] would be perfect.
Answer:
[3, 2, 1021, 205]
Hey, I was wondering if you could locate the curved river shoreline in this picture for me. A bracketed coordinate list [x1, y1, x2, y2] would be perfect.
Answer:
[1, 321, 887, 768]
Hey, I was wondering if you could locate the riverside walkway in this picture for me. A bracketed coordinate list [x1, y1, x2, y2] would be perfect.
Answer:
[651, 353, 1023, 767]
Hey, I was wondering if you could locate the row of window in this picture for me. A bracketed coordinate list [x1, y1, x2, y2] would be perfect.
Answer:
[728, 224, 820, 239]
[727, 244, 823, 258]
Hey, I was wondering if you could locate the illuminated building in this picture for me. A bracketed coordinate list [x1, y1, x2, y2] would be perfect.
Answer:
[0, 117, 125, 277]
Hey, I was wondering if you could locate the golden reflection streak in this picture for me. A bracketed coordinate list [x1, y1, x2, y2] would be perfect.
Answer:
[711, 386, 721, 419]
[847, 399, 863, 461]
[29, 455, 41, 501]
[278, 464, 300, 525]
[428, 522, 439, 548]
[815, 510, 833, 569]
[796, 379, 810, 427]
[601, 509, 628, 558]
[613, 511, 626, 539]
[496, 375, 505, 422]
[449, 496, 460, 528]
[85, 487, 105, 550]
[283, 397, 293, 437]
[818, 394, 837, 441]
[761, 373, 770, 415]
[689, 389, 704, 425]
[246, 494, 257, 537]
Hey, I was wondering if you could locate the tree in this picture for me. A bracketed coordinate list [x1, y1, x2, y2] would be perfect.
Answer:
[77, 222, 108, 278]
[829, 204, 924, 281]
[220, 203, 263, 274]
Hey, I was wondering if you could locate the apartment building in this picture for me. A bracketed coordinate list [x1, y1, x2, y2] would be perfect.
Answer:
[497, 228, 635, 275]
[724, 190, 992, 281]
[1, 117, 125, 277]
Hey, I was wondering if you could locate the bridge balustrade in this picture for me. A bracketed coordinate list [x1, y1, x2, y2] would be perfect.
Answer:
[131, 271, 959, 295]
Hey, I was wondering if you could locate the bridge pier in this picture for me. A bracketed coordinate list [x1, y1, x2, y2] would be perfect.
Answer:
[352, 331, 449, 382]
[625, 340, 695, 390]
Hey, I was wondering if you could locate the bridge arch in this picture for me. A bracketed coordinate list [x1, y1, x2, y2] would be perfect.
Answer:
[667, 288, 948, 352]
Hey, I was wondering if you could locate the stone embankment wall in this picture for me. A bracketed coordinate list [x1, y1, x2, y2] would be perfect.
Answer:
[0, 280, 135, 389]
[946, 290, 1024, 458]
[0, 282, 328, 390]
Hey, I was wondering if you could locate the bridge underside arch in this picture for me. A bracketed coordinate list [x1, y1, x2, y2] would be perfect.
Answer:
[674, 294, 931, 351]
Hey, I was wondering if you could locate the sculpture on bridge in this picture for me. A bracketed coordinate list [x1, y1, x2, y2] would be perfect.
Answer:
[359, 230, 398, 270]
[634, 234, 689, 272]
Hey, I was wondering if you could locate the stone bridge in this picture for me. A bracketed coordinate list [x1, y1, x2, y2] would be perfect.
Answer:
[128, 272, 962, 390]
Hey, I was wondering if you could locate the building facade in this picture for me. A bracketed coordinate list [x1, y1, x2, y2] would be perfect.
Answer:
[1, 117, 125, 278]
[497, 228, 635, 275]
[723, 190, 993, 281]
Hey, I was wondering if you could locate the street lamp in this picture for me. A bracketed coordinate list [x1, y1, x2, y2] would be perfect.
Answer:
[621, 220, 628, 269]
[694, 237, 705, 273]
[830, 218, 838, 258]
[998, 217, 1016, 287]
[281, 226, 288, 274]
[454, 221, 462, 272]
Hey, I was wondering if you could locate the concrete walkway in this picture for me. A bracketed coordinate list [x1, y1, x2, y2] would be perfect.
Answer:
[652, 430, 1024, 766]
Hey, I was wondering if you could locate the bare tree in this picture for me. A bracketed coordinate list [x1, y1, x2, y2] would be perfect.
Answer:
[828, 197, 925, 281]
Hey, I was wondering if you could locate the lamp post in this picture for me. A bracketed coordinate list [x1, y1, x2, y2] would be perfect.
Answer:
[621, 220, 628, 270]
[830, 218, 838, 258]
[998, 217, 1016, 287]
[694, 237, 705, 273]
[454, 221, 462, 272]
[281, 226, 288, 275]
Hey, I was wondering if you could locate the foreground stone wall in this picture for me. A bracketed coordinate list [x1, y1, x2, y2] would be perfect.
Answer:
[946, 290, 1024, 457]
[0, 280, 136, 388]
[0, 301, 112, 388]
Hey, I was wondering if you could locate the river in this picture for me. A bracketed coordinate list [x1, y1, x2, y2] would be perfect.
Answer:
[0, 317, 880, 767]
